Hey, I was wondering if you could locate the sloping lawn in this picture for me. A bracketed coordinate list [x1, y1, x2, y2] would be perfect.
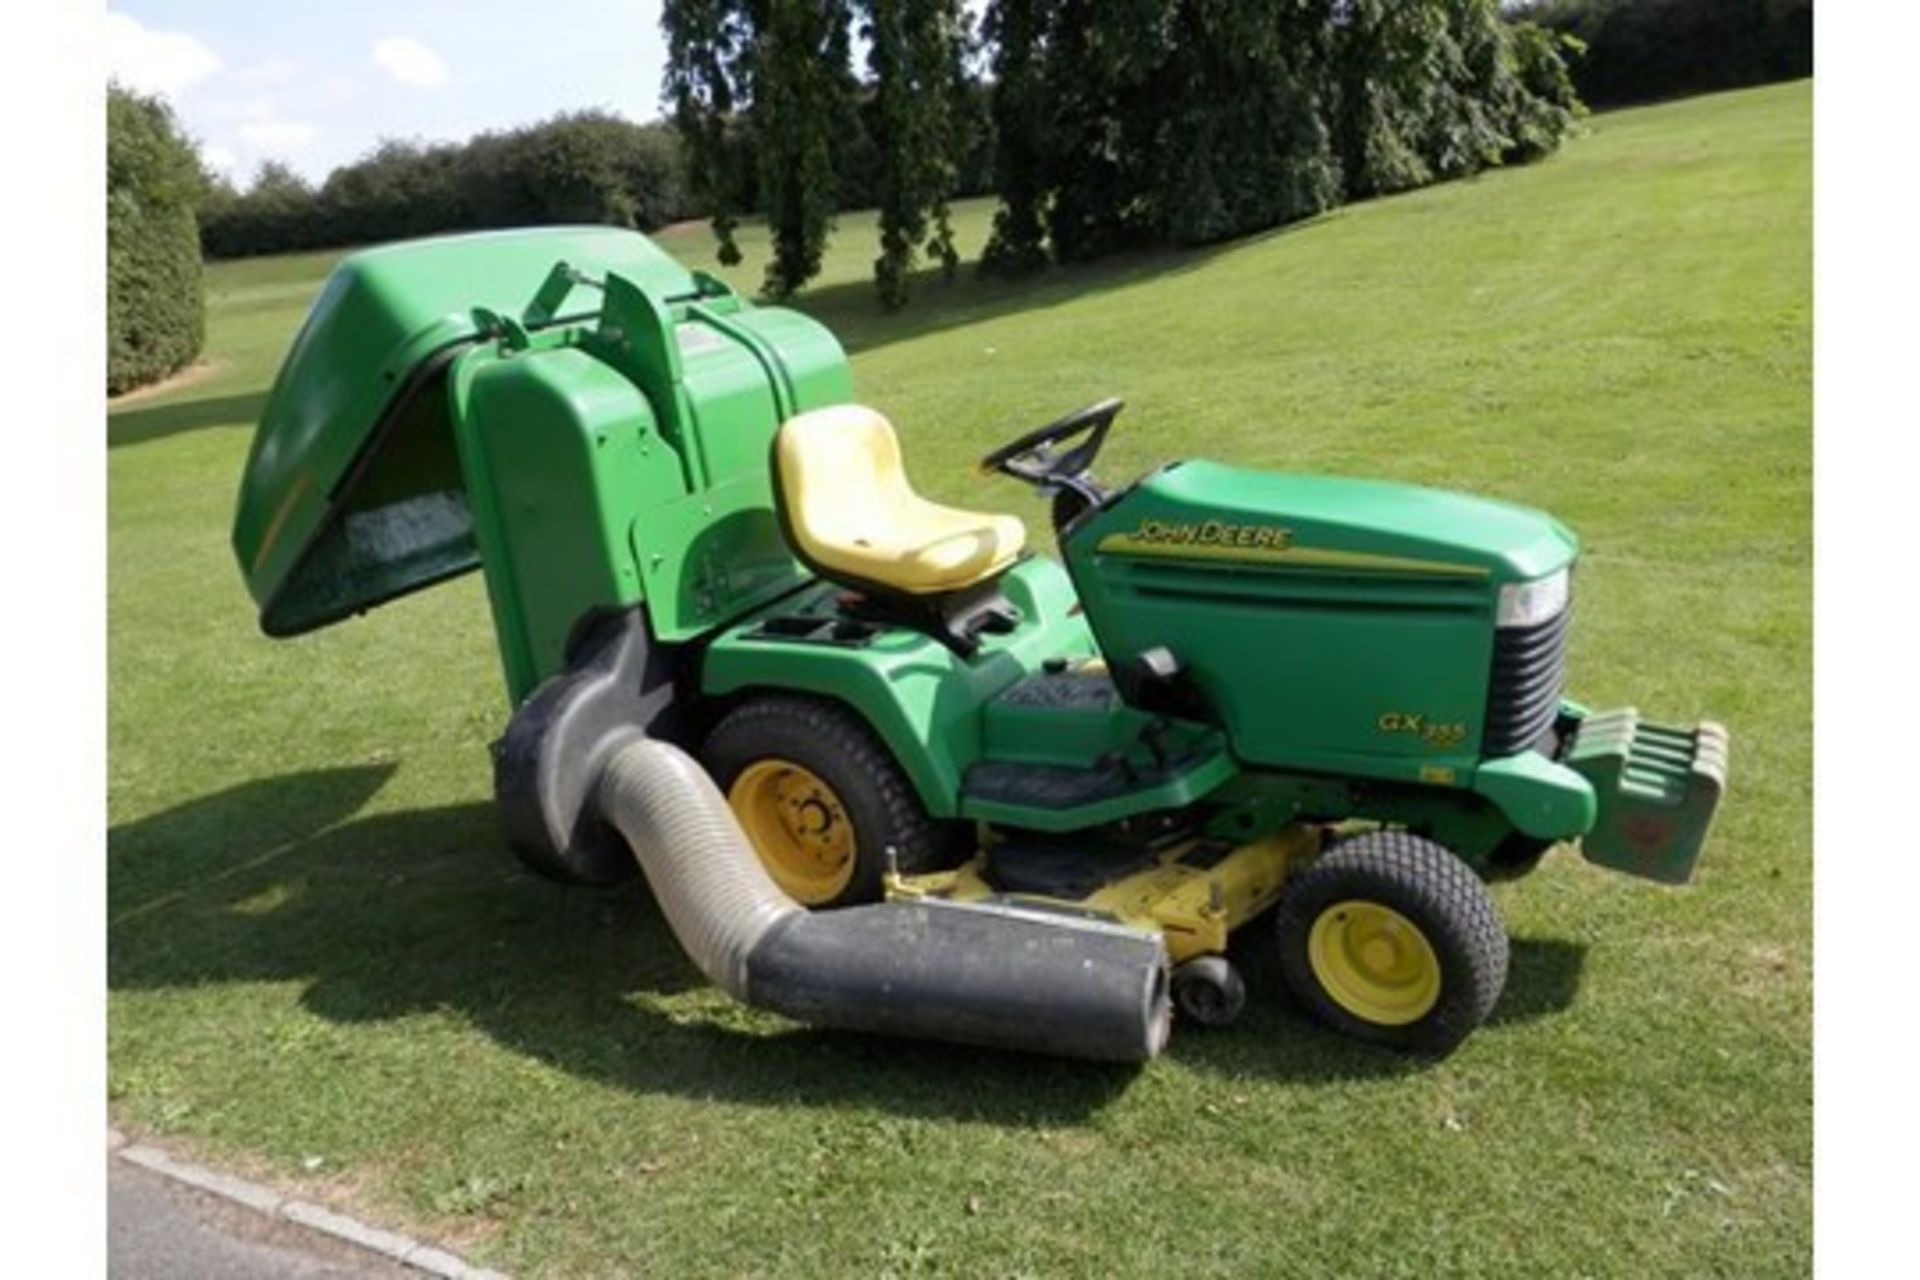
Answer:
[109, 81, 1810, 1277]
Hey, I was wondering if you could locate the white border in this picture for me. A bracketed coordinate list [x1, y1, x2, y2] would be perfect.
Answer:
[0, 1, 107, 1274]
[1815, 4, 1920, 1274]
[0, 1, 1888, 1272]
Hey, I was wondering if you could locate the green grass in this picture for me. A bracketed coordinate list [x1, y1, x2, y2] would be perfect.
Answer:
[109, 81, 1810, 1277]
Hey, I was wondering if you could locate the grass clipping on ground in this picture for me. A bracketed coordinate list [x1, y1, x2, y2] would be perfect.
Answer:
[108, 82, 1810, 1277]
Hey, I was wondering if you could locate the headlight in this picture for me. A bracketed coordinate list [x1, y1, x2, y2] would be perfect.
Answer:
[1496, 568, 1570, 629]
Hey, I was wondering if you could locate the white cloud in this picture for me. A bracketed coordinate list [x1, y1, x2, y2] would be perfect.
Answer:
[372, 37, 448, 88]
[200, 94, 280, 124]
[105, 11, 221, 98]
[231, 56, 298, 89]
[200, 144, 240, 178]
[239, 120, 320, 153]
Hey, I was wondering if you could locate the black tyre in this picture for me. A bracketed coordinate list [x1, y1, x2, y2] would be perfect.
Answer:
[700, 695, 962, 909]
[1274, 830, 1508, 1055]
[1171, 955, 1247, 1029]
[1483, 833, 1554, 883]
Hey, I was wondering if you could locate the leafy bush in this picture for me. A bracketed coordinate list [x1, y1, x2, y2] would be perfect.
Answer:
[107, 86, 207, 394]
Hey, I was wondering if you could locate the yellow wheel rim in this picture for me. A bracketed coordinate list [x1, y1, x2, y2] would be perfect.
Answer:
[1307, 900, 1441, 1026]
[727, 759, 857, 905]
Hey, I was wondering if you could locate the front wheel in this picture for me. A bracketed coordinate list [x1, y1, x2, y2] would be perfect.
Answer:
[1274, 831, 1508, 1055]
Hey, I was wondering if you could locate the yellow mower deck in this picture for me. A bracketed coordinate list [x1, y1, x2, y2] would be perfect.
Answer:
[887, 825, 1322, 963]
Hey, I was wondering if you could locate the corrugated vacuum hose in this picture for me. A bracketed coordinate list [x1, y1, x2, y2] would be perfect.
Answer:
[595, 739, 1172, 1063]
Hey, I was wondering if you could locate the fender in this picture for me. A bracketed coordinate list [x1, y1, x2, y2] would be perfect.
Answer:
[1472, 751, 1598, 841]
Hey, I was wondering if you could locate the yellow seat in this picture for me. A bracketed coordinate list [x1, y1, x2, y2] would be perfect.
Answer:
[775, 405, 1027, 596]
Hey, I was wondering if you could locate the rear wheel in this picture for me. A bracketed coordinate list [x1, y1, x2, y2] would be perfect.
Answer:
[1274, 830, 1508, 1055]
[700, 696, 961, 909]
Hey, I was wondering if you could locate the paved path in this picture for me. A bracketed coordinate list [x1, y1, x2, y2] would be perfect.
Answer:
[110, 1158, 415, 1279]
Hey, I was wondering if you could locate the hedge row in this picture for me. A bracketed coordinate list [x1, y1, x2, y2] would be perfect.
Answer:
[201, 95, 1000, 262]
[108, 87, 207, 395]
[201, 113, 695, 259]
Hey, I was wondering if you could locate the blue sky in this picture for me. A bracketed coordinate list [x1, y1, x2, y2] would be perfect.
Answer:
[107, 2, 671, 185]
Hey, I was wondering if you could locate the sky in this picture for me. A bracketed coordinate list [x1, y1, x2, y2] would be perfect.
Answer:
[106, 2, 672, 185]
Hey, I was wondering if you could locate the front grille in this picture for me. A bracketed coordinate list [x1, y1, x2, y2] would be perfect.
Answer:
[1482, 603, 1571, 757]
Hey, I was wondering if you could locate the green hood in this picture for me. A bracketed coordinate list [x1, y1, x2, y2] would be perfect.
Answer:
[1127, 460, 1577, 583]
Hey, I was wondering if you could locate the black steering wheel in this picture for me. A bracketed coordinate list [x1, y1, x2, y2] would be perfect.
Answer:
[978, 398, 1125, 489]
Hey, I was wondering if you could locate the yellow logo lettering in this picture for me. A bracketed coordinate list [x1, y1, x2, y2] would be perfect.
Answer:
[1379, 712, 1470, 748]
[1130, 518, 1292, 550]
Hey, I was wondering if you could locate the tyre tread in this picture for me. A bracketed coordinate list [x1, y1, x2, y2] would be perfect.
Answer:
[1274, 829, 1508, 1054]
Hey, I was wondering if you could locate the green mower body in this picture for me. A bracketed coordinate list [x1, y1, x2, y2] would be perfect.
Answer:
[234, 227, 1728, 1054]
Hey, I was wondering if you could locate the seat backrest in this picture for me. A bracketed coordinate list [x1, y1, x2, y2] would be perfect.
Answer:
[775, 405, 911, 539]
[773, 403, 1027, 631]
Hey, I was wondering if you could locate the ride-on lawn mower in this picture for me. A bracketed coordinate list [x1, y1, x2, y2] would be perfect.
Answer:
[233, 228, 1728, 1062]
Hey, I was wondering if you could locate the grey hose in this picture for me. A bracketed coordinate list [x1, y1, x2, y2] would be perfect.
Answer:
[595, 738, 1171, 1062]
[594, 738, 800, 998]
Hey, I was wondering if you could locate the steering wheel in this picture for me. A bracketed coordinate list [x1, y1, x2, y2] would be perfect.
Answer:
[978, 398, 1125, 489]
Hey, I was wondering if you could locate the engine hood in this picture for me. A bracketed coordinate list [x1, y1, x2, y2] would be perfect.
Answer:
[1096, 460, 1577, 584]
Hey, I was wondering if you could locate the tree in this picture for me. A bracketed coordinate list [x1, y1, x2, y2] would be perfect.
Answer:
[667, 0, 971, 303]
[107, 85, 207, 394]
[1033, 0, 1160, 264]
[752, 1, 858, 297]
[665, 1, 860, 298]
[663, 0, 758, 266]
[1143, 1, 1340, 246]
[977, 0, 1052, 277]
[864, 0, 969, 308]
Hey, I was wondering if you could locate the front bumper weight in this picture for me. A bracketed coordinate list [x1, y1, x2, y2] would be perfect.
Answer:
[1565, 708, 1728, 885]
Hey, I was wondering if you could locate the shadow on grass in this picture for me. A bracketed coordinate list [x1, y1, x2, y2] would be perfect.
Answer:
[110, 763, 1581, 1124]
[781, 212, 1343, 362]
[1490, 935, 1589, 1026]
[1163, 920, 1585, 1083]
[109, 767, 1136, 1125]
[108, 391, 268, 450]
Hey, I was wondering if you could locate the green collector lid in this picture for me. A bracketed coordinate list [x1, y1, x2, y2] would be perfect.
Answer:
[232, 226, 700, 634]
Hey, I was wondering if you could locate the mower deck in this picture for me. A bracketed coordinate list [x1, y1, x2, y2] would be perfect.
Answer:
[888, 824, 1320, 964]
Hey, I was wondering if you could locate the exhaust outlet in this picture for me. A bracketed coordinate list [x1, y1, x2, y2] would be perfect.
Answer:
[595, 739, 1171, 1063]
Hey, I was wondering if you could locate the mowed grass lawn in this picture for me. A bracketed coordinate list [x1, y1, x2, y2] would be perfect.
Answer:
[109, 82, 1810, 1277]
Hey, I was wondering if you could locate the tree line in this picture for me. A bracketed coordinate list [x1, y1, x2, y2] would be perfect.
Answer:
[668, 1, 1582, 309]
[198, 95, 999, 262]
[1513, 0, 1813, 109]
[200, 114, 693, 259]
